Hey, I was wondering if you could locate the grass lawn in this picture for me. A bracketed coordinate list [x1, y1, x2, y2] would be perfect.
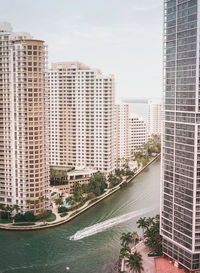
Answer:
[0, 219, 12, 224]
[46, 213, 56, 222]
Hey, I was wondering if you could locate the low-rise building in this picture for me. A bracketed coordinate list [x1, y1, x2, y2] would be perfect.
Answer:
[50, 167, 97, 194]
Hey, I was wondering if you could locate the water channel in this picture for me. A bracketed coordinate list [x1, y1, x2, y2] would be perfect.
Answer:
[0, 159, 160, 273]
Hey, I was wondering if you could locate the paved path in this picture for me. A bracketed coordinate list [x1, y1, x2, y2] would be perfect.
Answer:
[136, 242, 156, 273]
[124, 241, 156, 273]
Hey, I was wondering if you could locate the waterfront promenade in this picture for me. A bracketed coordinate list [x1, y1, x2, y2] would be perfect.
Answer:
[121, 241, 156, 273]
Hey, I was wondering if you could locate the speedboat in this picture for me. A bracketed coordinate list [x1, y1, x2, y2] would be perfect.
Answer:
[69, 236, 75, 241]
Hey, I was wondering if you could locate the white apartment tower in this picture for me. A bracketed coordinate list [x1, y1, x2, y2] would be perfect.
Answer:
[0, 23, 49, 214]
[147, 99, 162, 136]
[129, 114, 147, 156]
[115, 103, 129, 167]
[48, 62, 115, 173]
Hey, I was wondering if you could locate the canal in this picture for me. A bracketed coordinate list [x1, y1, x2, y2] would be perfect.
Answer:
[0, 159, 160, 273]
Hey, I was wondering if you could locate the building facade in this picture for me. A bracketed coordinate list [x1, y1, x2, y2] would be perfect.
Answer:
[161, 0, 200, 271]
[48, 62, 116, 173]
[129, 114, 147, 156]
[51, 168, 97, 194]
[0, 23, 49, 214]
[147, 99, 162, 137]
[115, 103, 129, 168]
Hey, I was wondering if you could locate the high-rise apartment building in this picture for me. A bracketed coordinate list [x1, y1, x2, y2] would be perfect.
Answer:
[48, 62, 115, 173]
[147, 99, 162, 136]
[0, 23, 49, 214]
[161, 1, 200, 271]
[129, 114, 147, 156]
[115, 103, 129, 167]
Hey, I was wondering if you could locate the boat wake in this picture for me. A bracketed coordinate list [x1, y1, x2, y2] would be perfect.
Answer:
[70, 207, 153, 241]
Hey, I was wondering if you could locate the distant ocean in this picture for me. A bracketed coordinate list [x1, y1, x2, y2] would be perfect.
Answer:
[128, 103, 148, 122]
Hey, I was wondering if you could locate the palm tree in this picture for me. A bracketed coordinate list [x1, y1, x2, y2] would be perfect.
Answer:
[13, 205, 20, 214]
[136, 217, 147, 238]
[146, 217, 155, 229]
[120, 232, 133, 247]
[120, 245, 131, 273]
[0, 204, 5, 220]
[127, 251, 144, 273]
[120, 245, 131, 258]
[154, 214, 160, 222]
[132, 231, 139, 248]
[50, 168, 57, 185]
[55, 197, 63, 207]
[5, 205, 14, 219]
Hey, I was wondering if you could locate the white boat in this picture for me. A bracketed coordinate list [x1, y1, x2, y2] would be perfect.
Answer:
[69, 236, 75, 241]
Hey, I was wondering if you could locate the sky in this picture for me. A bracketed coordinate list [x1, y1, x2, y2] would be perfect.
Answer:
[0, 0, 163, 99]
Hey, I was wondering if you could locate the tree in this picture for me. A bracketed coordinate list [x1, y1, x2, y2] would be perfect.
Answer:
[36, 210, 52, 222]
[145, 217, 155, 229]
[108, 174, 121, 188]
[73, 182, 84, 202]
[13, 205, 20, 214]
[127, 251, 144, 273]
[14, 211, 36, 222]
[144, 215, 162, 255]
[55, 197, 63, 207]
[58, 206, 68, 213]
[67, 197, 76, 207]
[0, 204, 5, 220]
[88, 172, 107, 196]
[5, 205, 13, 219]
[24, 211, 36, 222]
[87, 192, 96, 200]
[120, 232, 133, 247]
[115, 168, 125, 177]
[132, 231, 139, 248]
[120, 245, 131, 258]
[50, 168, 57, 185]
[14, 213, 24, 222]
[136, 217, 148, 237]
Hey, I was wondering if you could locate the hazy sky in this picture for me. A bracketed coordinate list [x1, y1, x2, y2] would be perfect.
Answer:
[0, 0, 163, 99]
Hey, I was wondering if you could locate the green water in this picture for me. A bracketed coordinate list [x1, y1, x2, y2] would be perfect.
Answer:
[0, 160, 160, 273]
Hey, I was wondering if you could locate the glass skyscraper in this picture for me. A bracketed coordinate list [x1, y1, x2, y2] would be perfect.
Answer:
[161, 0, 200, 271]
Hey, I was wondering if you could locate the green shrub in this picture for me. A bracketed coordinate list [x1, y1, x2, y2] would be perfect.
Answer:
[14, 211, 35, 222]
[1, 211, 10, 219]
[36, 210, 52, 221]
[60, 212, 68, 217]
[24, 211, 35, 222]
[58, 206, 68, 213]
[14, 213, 24, 222]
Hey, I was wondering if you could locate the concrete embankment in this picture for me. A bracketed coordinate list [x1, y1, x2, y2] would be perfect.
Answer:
[0, 154, 160, 231]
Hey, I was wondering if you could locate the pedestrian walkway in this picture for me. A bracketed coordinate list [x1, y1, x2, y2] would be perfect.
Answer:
[135, 241, 156, 273]
[123, 241, 156, 273]
[155, 258, 185, 273]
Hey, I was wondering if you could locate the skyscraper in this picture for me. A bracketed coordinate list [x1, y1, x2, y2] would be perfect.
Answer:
[147, 99, 162, 137]
[48, 62, 115, 173]
[0, 23, 49, 214]
[129, 114, 147, 156]
[115, 103, 129, 168]
[161, 0, 200, 271]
